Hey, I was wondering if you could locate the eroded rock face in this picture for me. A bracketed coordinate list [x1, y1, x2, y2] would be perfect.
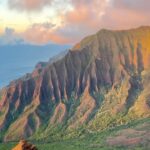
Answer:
[0, 26, 150, 141]
[12, 140, 38, 150]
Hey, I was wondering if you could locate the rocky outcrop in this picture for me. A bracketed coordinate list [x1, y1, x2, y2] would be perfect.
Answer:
[0, 26, 150, 141]
[12, 140, 37, 150]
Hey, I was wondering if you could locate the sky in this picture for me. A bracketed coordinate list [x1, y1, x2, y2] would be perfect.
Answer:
[0, 0, 150, 45]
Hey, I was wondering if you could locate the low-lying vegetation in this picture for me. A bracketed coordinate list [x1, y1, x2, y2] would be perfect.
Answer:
[1, 118, 149, 150]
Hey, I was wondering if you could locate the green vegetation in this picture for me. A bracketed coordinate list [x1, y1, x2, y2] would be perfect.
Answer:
[0, 118, 149, 150]
[0, 143, 16, 150]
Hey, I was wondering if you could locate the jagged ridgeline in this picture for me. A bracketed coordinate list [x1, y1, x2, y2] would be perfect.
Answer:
[0, 26, 150, 142]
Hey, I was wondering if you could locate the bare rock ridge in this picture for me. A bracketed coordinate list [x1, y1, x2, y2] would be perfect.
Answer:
[0, 26, 150, 141]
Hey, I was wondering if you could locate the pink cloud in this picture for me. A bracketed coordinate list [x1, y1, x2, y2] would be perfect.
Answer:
[16, 0, 110, 44]
[23, 23, 70, 44]
[100, 0, 150, 29]
[8, 0, 52, 11]
[53, 0, 110, 43]
[5, 0, 150, 44]
[56, 0, 150, 43]
[68, 0, 109, 27]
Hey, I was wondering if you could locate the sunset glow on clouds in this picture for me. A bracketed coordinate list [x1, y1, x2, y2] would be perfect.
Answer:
[0, 0, 150, 44]
[8, 0, 53, 11]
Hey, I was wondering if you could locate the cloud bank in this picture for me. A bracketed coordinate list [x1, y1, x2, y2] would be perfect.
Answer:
[4, 0, 150, 44]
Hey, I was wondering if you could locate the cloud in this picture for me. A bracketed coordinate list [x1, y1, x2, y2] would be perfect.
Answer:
[8, 0, 52, 11]
[113, 0, 150, 12]
[0, 24, 71, 45]
[56, 0, 150, 43]
[99, 0, 150, 29]
[53, 0, 110, 42]
[4, 28, 15, 35]
[3, 0, 150, 45]
[23, 23, 69, 44]
[21, 0, 110, 44]
[70, 0, 109, 28]
[0, 27, 26, 45]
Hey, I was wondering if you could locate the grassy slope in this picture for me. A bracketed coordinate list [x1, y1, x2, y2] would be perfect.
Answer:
[1, 118, 149, 150]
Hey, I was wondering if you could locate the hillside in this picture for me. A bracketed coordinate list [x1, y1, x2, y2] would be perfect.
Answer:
[0, 26, 150, 144]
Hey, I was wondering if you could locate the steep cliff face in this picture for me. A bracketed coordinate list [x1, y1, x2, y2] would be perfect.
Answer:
[0, 26, 150, 141]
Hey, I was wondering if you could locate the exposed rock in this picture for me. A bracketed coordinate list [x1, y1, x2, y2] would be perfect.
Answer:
[12, 140, 38, 150]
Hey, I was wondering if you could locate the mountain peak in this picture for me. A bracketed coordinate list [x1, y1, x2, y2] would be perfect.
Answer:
[72, 26, 150, 51]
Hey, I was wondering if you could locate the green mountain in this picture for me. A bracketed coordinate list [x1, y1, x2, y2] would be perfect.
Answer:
[0, 26, 150, 149]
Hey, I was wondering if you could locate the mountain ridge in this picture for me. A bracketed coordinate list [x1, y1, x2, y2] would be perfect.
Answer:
[0, 26, 150, 142]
